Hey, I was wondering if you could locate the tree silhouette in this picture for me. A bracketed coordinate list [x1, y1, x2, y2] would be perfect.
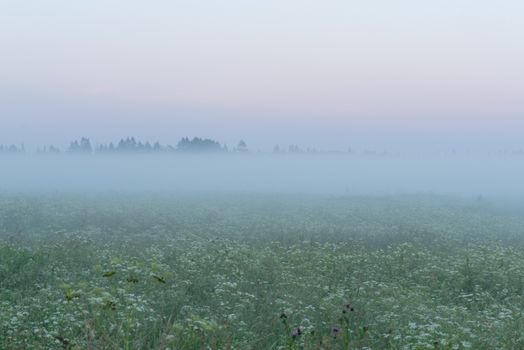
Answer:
[288, 144, 303, 153]
[96, 137, 164, 154]
[68, 138, 92, 154]
[176, 137, 223, 153]
[38, 145, 60, 154]
[236, 140, 248, 153]
[0, 144, 25, 154]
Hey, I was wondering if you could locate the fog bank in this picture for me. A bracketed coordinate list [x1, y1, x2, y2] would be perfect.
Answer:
[1, 154, 523, 196]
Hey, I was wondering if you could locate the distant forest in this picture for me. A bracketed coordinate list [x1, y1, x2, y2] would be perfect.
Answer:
[3, 138, 524, 156]
[0, 137, 331, 155]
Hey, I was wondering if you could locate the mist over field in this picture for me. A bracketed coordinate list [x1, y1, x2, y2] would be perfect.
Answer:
[3, 0, 524, 348]
[1, 154, 524, 196]
[3, 152, 524, 349]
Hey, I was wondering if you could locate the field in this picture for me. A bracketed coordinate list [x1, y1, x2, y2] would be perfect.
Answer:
[1, 194, 524, 349]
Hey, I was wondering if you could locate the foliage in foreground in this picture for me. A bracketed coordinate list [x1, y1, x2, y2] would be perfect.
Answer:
[1, 194, 524, 349]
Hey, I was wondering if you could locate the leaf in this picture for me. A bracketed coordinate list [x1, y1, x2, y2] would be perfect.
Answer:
[152, 275, 166, 284]
[64, 290, 81, 301]
[103, 300, 117, 311]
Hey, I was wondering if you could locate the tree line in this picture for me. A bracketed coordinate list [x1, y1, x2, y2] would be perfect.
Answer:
[0, 137, 250, 155]
[1, 137, 341, 155]
[72, 137, 248, 154]
[0, 144, 25, 154]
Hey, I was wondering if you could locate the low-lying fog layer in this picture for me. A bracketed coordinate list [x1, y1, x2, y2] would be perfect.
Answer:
[1, 154, 523, 196]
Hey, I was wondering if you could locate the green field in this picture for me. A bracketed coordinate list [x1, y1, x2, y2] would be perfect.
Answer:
[1, 194, 524, 349]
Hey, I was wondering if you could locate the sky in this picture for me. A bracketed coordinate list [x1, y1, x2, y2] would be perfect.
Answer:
[1, 0, 523, 151]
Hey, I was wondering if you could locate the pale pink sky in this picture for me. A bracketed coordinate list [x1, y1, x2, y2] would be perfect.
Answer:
[1, 0, 523, 150]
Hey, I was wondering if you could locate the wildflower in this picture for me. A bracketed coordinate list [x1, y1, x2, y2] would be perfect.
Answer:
[343, 302, 354, 313]
[331, 326, 341, 338]
[53, 335, 70, 348]
[291, 327, 302, 338]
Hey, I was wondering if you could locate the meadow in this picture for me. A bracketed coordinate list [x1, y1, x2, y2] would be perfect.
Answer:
[1, 193, 524, 349]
